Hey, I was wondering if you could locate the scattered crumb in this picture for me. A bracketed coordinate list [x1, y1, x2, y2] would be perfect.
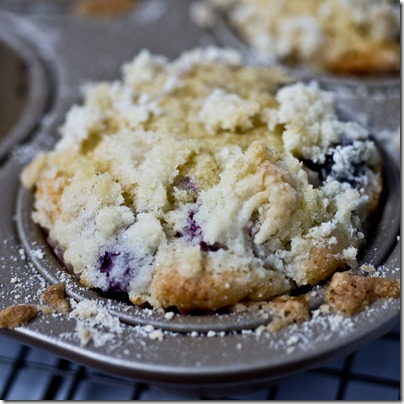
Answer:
[0, 305, 38, 329]
[164, 311, 175, 320]
[149, 329, 164, 341]
[229, 303, 248, 313]
[359, 264, 376, 275]
[0, 243, 399, 354]
[286, 335, 299, 346]
[36, 304, 57, 316]
[40, 283, 70, 314]
[319, 304, 330, 314]
[32, 248, 44, 260]
[325, 272, 400, 316]
[75, 323, 115, 348]
[190, 1, 216, 28]
[264, 295, 311, 332]
[68, 299, 124, 347]
[18, 248, 26, 260]
[255, 325, 266, 336]
[259, 311, 270, 320]
[143, 324, 155, 333]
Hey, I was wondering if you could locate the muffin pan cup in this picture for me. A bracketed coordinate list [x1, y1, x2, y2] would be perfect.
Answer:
[0, 27, 49, 161]
[0, 0, 400, 394]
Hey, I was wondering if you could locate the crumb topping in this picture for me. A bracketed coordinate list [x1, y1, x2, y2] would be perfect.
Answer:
[202, 0, 400, 74]
[264, 295, 311, 332]
[21, 47, 382, 312]
[0, 305, 38, 329]
[40, 283, 70, 314]
[325, 271, 400, 316]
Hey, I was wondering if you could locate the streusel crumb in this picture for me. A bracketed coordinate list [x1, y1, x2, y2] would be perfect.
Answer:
[40, 283, 70, 314]
[203, 0, 400, 74]
[325, 272, 400, 316]
[262, 295, 311, 332]
[21, 47, 382, 312]
[0, 305, 38, 329]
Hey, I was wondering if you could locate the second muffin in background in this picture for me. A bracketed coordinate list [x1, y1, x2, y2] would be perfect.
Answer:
[195, 0, 400, 75]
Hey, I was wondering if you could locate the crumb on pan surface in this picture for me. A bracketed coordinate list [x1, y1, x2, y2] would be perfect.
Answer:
[0, 305, 38, 329]
[40, 282, 71, 314]
[264, 295, 311, 332]
[199, 0, 400, 75]
[21, 46, 383, 312]
[325, 271, 400, 316]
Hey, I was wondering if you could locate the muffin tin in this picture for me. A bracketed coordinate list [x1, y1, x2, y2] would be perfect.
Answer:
[0, 0, 400, 395]
[0, 28, 48, 161]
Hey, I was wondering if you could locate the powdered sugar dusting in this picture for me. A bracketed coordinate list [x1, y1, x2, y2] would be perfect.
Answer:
[0, 237, 399, 373]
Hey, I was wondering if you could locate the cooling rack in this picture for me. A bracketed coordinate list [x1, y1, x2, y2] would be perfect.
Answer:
[0, 326, 400, 400]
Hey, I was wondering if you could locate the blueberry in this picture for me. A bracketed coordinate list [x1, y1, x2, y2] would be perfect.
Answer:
[302, 139, 367, 188]
[199, 241, 221, 252]
[302, 154, 334, 183]
[180, 209, 222, 252]
[98, 250, 133, 294]
[99, 251, 120, 275]
[180, 176, 198, 194]
[182, 210, 202, 240]
[333, 161, 366, 188]
[339, 138, 354, 148]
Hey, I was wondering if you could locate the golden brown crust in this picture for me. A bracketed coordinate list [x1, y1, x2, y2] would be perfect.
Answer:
[212, 0, 400, 76]
[40, 283, 71, 314]
[0, 305, 38, 329]
[292, 234, 359, 286]
[324, 43, 400, 75]
[149, 265, 290, 312]
[35, 178, 66, 226]
[325, 272, 400, 316]
[264, 295, 311, 332]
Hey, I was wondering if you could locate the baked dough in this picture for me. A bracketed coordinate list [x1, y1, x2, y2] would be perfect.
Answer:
[204, 0, 400, 75]
[22, 47, 382, 312]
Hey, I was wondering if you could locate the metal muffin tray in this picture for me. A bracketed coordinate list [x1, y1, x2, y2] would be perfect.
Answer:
[0, 0, 400, 395]
[0, 28, 48, 162]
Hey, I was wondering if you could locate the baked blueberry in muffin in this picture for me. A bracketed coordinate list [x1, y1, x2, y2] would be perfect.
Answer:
[21, 47, 382, 312]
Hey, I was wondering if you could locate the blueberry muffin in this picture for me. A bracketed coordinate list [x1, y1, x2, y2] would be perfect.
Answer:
[203, 0, 400, 75]
[21, 47, 382, 312]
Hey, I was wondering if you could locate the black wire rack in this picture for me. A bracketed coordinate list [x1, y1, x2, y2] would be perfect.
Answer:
[0, 324, 400, 400]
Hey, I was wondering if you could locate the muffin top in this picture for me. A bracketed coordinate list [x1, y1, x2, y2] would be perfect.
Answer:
[203, 0, 400, 74]
[22, 47, 382, 312]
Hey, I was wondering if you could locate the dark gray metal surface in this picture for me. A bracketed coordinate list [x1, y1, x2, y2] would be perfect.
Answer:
[0, 28, 48, 162]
